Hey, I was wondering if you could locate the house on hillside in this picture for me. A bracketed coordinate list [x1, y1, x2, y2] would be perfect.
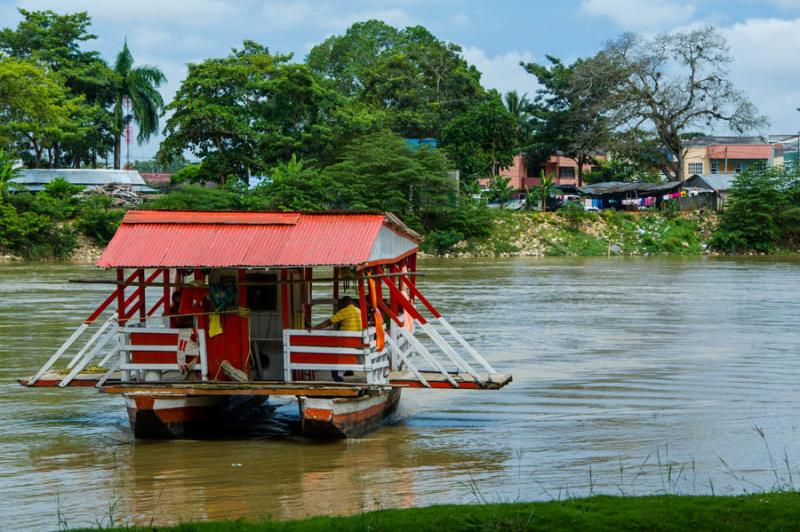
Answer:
[769, 135, 800, 173]
[682, 136, 771, 177]
[10, 169, 157, 194]
[482, 153, 606, 192]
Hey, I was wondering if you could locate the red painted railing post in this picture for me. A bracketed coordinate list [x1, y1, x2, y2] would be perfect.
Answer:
[116, 268, 126, 325]
[137, 269, 146, 323]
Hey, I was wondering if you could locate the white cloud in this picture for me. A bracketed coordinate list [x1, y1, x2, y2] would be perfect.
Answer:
[722, 17, 800, 133]
[323, 8, 414, 32]
[580, 0, 696, 30]
[461, 47, 539, 97]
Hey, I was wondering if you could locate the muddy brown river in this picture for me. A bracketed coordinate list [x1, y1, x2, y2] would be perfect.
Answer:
[1, 257, 799, 530]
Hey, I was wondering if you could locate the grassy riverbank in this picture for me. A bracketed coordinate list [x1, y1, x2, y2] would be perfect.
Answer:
[86, 493, 800, 531]
[446, 209, 719, 258]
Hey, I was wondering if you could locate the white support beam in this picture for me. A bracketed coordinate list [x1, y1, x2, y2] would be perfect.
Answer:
[385, 334, 429, 388]
[28, 324, 88, 385]
[419, 322, 484, 383]
[66, 315, 116, 369]
[58, 327, 118, 387]
[396, 326, 459, 388]
[438, 317, 495, 373]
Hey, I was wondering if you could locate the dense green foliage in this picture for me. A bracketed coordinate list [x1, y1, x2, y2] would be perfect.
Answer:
[0, 176, 126, 259]
[0, 148, 124, 258]
[0, 10, 114, 168]
[87, 493, 800, 531]
[159, 41, 350, 183]
[711, 169, 800, 253]
[523, 56, 612, 186]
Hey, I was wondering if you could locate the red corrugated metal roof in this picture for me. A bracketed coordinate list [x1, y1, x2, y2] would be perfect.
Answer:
[98, 211, 417, 268]
[123, 210, 301, 225]
[707, 145, 772, 160]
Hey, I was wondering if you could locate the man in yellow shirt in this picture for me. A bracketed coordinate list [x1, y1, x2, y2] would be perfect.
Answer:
[310, 296, 362, 382]
[310, 296, 362, 331]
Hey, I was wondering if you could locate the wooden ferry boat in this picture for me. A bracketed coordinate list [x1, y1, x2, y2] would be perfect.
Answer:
[21, 211, 510, 439]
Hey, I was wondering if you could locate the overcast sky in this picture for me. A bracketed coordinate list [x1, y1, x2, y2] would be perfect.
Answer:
[2, 0, 799, 160]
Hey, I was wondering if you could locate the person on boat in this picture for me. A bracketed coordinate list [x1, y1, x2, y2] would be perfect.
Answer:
[169, 290, 195, 328]
[309, 295, 362, 382]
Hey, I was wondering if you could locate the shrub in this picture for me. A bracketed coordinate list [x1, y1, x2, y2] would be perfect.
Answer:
[144, 185, 240, 211]
[710, 169, 800, 253]
[421, 230, 464, 256]
[76, 196, 125, 244]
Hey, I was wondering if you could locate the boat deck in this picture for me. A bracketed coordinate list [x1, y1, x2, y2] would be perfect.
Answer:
[20, 370, 512, 395]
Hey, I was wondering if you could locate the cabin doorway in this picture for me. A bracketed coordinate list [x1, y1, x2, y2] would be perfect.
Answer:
[247, 273, 284, 380]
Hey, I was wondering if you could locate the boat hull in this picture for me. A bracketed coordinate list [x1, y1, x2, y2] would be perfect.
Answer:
[123, 393, 266, 438]
[299, 388, 401, 439]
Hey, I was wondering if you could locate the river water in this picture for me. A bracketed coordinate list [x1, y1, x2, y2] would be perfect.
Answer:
[1, 257, 799, 530]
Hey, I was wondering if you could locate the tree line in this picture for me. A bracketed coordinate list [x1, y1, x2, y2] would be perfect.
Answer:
[0, 9, 781, 256]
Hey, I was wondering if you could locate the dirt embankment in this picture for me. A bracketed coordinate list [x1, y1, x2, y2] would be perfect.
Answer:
[434, 210, 720, 258]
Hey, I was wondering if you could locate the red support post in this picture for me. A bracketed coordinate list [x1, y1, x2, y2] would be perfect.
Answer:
[162, 268, 170, 317]
[116, 268, 126, 325]
[332, 267, 339, 314]
[380, 275, 426, 324]
[137, 269, 146, 323]
[408, 254, 417, 304]
[304, 267, 313, 327]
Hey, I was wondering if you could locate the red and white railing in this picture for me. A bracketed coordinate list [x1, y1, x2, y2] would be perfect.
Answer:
[112, 326, 208, 384]
[282, 328, 390, 385]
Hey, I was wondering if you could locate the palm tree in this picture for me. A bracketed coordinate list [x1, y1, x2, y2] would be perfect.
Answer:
[538, 169, 555, 212]
[504, 90, 532, 150]
[504, 90, 529, 120]
[0, 149, 21, 201]
[112, 41, 166, 169]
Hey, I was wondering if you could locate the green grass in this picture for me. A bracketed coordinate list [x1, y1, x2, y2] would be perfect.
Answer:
[84, 493, 800, 531]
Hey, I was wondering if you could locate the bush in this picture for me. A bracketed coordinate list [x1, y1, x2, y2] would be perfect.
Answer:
[76, 196, 125, 244]
[0, 203, 77, 259]
[710, 169, 800, 253]
[559, 203, 590, 230]
[144, 185, 241, 211]
[421, 229, 464, 256]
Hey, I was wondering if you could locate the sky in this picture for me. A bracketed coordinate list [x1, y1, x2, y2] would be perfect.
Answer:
[1, 0, 799, 160]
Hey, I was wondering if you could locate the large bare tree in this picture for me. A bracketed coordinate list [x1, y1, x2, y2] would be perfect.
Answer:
[600, 26, 767, 180]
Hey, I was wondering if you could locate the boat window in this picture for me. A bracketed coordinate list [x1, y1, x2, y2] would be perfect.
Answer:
[247, 273, 277, 311]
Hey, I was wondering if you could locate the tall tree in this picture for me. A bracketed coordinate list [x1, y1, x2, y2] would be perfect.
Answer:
[441, 95, 516, 178]
[307, 22, 485, 140]
[111, 40, 165, 169]
[0, 9, 115, 167]
[0, 58, 82, 167]
[523, 55, 612, 187]
[160, 41, 341, 183]
[598, 26, 767, 180]
[306, 20, 401, 96]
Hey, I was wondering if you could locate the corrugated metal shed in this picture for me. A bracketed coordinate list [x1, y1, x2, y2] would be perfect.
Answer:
[578, 181, 682, 195]
[684, 174, 737, 191]
[97, 211, 420, 268]
[11, 169, 156, 193]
